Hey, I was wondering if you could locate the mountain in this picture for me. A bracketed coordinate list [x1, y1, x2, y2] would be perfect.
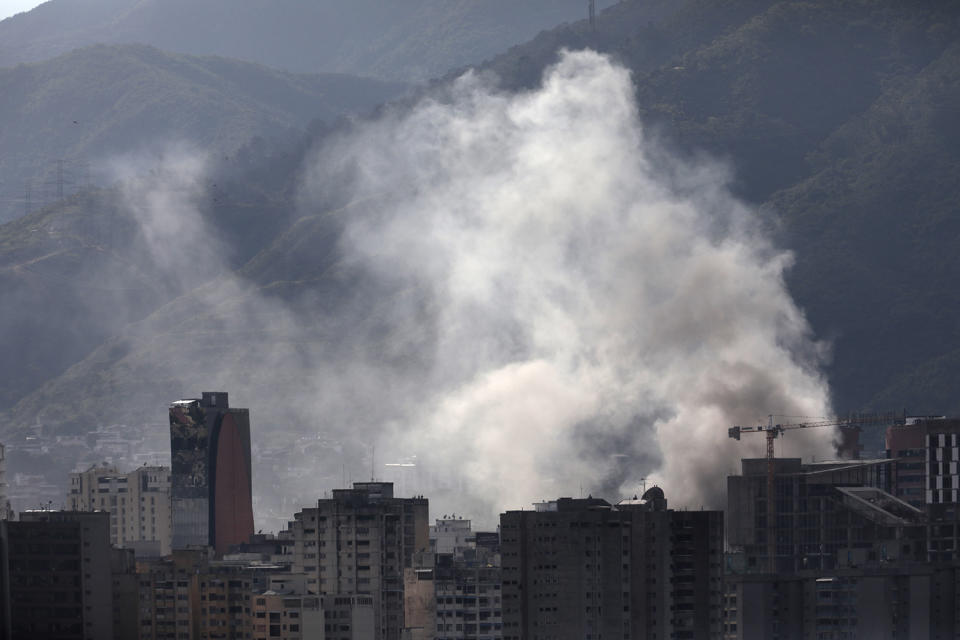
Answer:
[0, 188, 172, 410]
[0, 43, 406, 222]
[775, 40, 960, 417]
[477, 0, 960, 428]
[0, 113, 336, 415]
[0, 0, 589, 82]
[0, 41, 399, 402]
[2, 0, 960, 495]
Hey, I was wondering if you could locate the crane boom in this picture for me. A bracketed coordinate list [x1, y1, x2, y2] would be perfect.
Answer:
[728, 413, 894, 573]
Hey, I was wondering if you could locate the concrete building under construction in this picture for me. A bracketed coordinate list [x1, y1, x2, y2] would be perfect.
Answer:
[727, 457, 926, 574]
[724, 454, 960, 639]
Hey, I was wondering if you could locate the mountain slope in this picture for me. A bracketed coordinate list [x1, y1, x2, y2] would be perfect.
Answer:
[0, 189, 168, 410]
[0, 0, 589, 81]
[0, 43, 406, 222]
[0, 116, 331, 414]
[3, 0, 960, 496]
[774, 40, 960, 416]
[478, 0, 960, 421]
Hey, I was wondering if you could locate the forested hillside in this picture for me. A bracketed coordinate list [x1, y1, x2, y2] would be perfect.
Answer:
[479, 0, 960, 428]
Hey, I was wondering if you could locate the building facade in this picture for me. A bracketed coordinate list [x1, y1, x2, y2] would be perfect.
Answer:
[724, 451, 960, 639]
[2, 510, 115, 640]
[885, 418, 930, 508]
[408, 516, 503, 640]
[0, 443, 10, 520]
[726, 458, 926, 574]
[318, 594, 377, 640]
[68, 463, 172, 556]
[724, 565, 960, 640]
[431, 518, 473, 556]
[885, 417, 960, 563]
[500, 489, 724, 640]
[136, 550, 204, 640]
[169, 391, 254, 553]
[250, 590, 326, 640]
[137, 549, 323, 640]
[289, 482, 430, 640]
[431, 551, 502, 640]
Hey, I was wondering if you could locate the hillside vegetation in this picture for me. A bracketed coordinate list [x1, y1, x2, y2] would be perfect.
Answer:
[2, 0, 960, 462]
[479, 0, 960, 428]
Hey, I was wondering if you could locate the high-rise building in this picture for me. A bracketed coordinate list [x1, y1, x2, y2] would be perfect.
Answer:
[500, 489, 724, 640]
[169, 391, 254, 553]
[421, 516, 502, 640]
[0, 517, 8, 640]
[723, 565, 960, 640]
[722, 454, 960, 639]
[882, 416, 960, 564]
[137, 549, 209, 640]
[885, 416, 949, 507]
[1, 510, 115, 640]
[433, 541, 502, 639]
[68, 463, 172, 556]
[289, 482, 430, 640]
[0, 443, 9, 520]
[726, 457, 926, 573]
[110, 548, 139, 640]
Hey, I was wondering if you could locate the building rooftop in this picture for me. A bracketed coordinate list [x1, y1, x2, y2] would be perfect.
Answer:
[836, 486, 924, 525]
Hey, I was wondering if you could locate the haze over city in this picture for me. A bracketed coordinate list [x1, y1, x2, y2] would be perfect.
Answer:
[0, 1, 959, 638]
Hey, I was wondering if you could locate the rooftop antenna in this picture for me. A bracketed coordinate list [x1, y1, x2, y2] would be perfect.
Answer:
[370, 444, 375, 481]
[588, 0, 596, 29]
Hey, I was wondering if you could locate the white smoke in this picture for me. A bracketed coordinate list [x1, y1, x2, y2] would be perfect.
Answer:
[49, 50, 835, 531]
[106, 144, 224, 295]
[303, 49, 834, 523]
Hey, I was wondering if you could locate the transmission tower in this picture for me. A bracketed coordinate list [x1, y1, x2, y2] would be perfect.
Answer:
[56, 159, 64, 200]
[588, 0, 596, 29]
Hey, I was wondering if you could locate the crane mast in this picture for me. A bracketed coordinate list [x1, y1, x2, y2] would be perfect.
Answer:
[727, 414, 890, 573]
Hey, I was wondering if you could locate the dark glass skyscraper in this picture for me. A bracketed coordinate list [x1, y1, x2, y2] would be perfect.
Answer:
[169, 391, 254, 553]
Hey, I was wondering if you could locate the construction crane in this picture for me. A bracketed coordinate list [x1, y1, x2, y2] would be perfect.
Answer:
[728, 414, 895, 572]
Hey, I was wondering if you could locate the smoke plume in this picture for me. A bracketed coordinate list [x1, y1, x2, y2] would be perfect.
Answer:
[298, 49, 835, 522]
[11, 50, 835, 529]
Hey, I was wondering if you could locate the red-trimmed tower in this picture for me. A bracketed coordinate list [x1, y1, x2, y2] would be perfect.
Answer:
[170, 391, 254, 554]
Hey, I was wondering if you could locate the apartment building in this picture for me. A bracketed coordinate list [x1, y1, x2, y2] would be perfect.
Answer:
[289, 482, 430, 640]
[69, 463, 172, 556]
[2, 510, 115, 639]
[500, 488, 724, 640]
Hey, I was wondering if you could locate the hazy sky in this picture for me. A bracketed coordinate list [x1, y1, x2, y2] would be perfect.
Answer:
[0, 0, 41, 21]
